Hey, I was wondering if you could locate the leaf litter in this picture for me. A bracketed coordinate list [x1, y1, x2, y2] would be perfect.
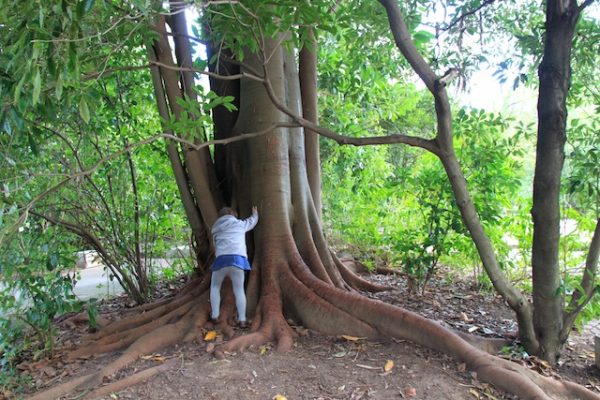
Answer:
[12, 270, 600, 400]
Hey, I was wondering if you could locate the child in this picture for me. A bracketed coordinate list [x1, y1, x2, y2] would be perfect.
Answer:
[210, 206, 258, 327]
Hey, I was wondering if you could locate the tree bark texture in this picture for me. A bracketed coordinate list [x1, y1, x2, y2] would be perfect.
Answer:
[531, 0, 580, 362]
[299, 28, 322, 217]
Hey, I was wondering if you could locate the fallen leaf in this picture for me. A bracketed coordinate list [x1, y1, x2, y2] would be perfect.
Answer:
[469, 388, 481, 398]
[458, 362, 466, 372]
[206, 343, 215, 353]
[260, 345, 270, 355]
[273, 395, 287, 400]
[384, 360, 394, 372]
[404, 387, 417, 397]
[468, 326, 479, 333]
[141, 354, 166, 362]
[341, 335, 365, 342]
[204, 330, 217, 341]
[459, 312, 472, 322]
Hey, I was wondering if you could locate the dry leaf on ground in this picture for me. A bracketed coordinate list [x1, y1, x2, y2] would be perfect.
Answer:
[384, 360, 394, 372]
[341, 335, 366, 341]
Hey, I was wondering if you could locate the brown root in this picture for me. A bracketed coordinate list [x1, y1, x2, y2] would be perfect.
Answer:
[27, 372, 96, 400]
[66, 295, 200, 360]
[283, 251, 598, 400]
[30, 244, 599, 400]
[83, 359, 177, 400]
[332, 253, 390, 292]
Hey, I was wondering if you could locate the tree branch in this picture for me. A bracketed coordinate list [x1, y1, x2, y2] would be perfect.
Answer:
[442, 0, 500, 32]
[258, 62, 441, 154]
[378, 0, 438, 91]
[578, 0, 598, 12]
[562, 218, 600, 340]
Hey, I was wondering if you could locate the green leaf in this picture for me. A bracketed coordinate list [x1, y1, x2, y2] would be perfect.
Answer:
[39, 6, 45, 27]
[55, 74, 64, 99]
[413, 30, 434, 46]
[46, 253, 59, 271]
[79, 97, 90, 123]
[76, 0, 95, 19]
[14, 74, 27, 106]
[32, 69, 42, 105]
[28, 132, 39, 155]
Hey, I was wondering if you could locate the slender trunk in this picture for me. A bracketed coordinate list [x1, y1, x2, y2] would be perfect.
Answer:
[152, 16, 219, 227]
[562, 219, 600, 340]
[124, 138, 146, 297]
[378, 0, 538, 352]
[147, 39, 211, 266]
[205, 41, 240, 205]
[531, 0, 580, 362]
[168, 4, 223, 212]
[299, 29, 322, 217]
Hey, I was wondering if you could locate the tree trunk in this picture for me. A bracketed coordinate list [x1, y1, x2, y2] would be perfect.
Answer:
[378, 0, 540, 351]
[299, 28, 322, 217]
[531, 0, 580, 362]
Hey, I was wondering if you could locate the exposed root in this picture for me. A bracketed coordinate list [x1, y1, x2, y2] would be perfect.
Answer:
[61, 312, 111, 331]
[28, 289, 210, 400]
[281, 261, 381, 338]
[83, 358, 177, 400]
[332, 253, 390, 292]
[66, 295, 200, 360]
[28, 372, 95, 400]
[456, 331, 512, 355]
[30, 244, 599, 400]
[283, 254, 599, 400]
[88, 279, 206, 341]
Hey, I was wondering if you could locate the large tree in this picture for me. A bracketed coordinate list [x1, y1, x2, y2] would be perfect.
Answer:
[1, 1, 598, 399]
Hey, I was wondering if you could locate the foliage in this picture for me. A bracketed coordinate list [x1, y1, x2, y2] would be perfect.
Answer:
[0, 222, 81, 392]
[562, 109, 600, 327]
[322, 90, 528, 291]
[0, 0, 190, 384]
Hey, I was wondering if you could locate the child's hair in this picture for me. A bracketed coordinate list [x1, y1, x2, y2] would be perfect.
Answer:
[218, 207, 238, 218]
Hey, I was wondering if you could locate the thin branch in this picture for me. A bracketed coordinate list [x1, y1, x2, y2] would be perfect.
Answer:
[562, 218, 600, 339]
[30, 14, 142, 44]
[259, 64, 441, 155]
[579, 0, 598, 13]
[1, 124, 295, 245]
[441, 0, 500, 32]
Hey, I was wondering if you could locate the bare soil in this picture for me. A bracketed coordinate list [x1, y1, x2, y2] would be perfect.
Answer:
[13, 271, 600, 400]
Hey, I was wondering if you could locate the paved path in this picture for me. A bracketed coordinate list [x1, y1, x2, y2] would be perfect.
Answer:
[72, 258, 174, 300]
[73, 264, 125, 300]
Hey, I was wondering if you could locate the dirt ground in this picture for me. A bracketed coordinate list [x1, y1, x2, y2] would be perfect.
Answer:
[14, 271, 600, 400]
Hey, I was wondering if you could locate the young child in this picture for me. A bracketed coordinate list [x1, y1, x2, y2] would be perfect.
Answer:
[210, 206, 258, 327]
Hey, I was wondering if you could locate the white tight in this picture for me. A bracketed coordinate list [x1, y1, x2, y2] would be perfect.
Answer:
[210, 266, 247, 322]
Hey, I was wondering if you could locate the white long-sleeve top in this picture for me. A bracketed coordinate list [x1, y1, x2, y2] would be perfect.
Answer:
[211, 212, 259, 258]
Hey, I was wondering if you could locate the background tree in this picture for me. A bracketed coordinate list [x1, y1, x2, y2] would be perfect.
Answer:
[0, 0, 598, 399]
